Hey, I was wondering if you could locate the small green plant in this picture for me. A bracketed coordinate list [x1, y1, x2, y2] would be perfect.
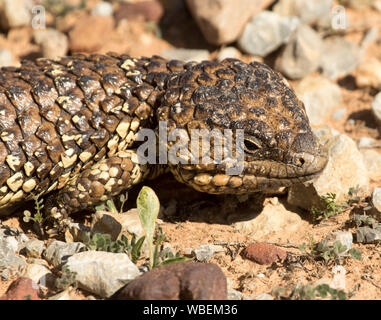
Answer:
[298, 235, 318, 256]
[23, 194, 45, 236]
[137, 186, 160, 269]
[43, 0, 86, 17]
[348, 248, 362, 260]
[311, 193, 344, 222]
[299, 237, 361, 263]
[151, 226, 190, 268]
[137, 186, 190, 269]
[291, 284, 347, 300]
[273, 282, 357, 300]
[317, 241, 348, 262]
[88, 187, 189, 268]
[82, 233, 145, 264]
[345, 186, 361, 206]
[353, 214, 378, 228]
[55, 266, 77, 291]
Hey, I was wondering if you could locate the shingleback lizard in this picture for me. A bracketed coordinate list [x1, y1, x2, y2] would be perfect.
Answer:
[0, 53, 328, 217]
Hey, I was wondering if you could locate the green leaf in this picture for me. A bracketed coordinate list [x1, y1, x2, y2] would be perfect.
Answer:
[298, 243, 307, 251]
[137, 186, 160, 268]
[152, 238, 161, 268]
[131, 236, 145, 263]
[348, 248, 362, 260]
[106, 199, 118, 214]
[95, 236, 105, 249]
[337, 291, 347, 300]
[315, 284, 329, 298]
[159, 257, 192, 266]
[95, 204, 105, 212]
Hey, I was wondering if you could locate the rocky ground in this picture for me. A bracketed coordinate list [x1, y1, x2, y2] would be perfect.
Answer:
[1, 0, 381, 300]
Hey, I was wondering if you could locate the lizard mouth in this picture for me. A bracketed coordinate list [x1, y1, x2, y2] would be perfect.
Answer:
[172, 147, 328, 194]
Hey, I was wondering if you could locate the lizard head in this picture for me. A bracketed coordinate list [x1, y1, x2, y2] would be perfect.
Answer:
[156, 58, 328, 194]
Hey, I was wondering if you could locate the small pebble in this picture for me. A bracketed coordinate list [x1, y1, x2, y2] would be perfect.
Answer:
[193, 244, 215, 262]
[25, 239, 44, 258]
[91, 1, 113, 16]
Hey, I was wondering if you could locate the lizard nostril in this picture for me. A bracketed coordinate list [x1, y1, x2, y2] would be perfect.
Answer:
[293, 153, 314, 167]
[298, 157, 305, 167]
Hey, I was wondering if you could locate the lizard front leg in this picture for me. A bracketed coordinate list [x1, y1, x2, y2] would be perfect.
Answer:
[46, 150, 148, 217]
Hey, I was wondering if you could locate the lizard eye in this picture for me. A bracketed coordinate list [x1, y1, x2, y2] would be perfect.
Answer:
[244, 137, 261, 154]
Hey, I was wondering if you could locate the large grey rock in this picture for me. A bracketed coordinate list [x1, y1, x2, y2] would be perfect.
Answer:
[238, 11, 299, 57]
[276, 24, 323, 79]
[273, 0, 333, 25]
[0, 0, 31, 30]
[43, 241, 86, 267]
[295, 75, 342, 125]
[186, 0, 273, 45]
[288, 129, 369, 210]
[64, 251, 140, 298]
[161, 48, 209, 63]
[320, 37, 361, 79]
